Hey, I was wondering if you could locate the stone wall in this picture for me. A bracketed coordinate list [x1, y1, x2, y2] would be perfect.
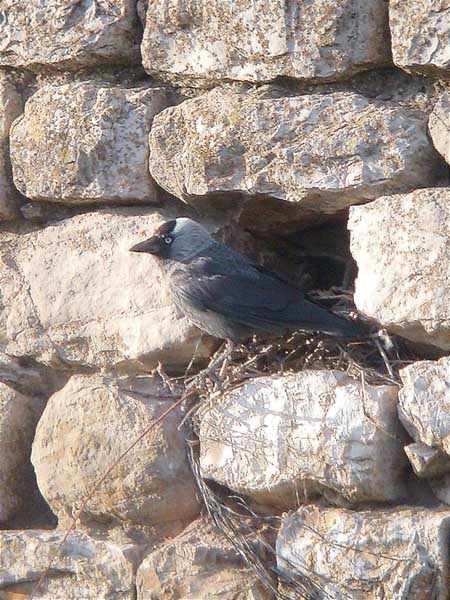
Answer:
[0, 1, 449, 598]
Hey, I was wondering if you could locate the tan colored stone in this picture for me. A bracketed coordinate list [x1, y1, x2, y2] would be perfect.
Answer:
[390, 0, 450, 78]
[349, 188, 450, 350]
[199, 371, 406, 509]
[429, 93, 450, 165]
[31, 374, 200, 540]
[0, 382, 43, 523]
[142, 0, 390, 86]
[149, 87, 442, 228]
[11, 83, 173, 204]
[0, 76, 22, 220]
[136, 518, 271, 599]
[0, 207, 216, 372]
[277, 505, 450, 600]
[0, 0, 140, 70]
[0, 529, 138, 599]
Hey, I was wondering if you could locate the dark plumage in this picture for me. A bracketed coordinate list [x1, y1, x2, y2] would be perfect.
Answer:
[130, 218, 363, 342]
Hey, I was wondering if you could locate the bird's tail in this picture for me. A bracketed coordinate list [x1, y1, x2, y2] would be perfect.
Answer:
[290, 298, 365, 340]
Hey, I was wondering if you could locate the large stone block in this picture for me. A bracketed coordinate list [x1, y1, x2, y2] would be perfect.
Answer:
[11, 83, 173, 204]
[0, 76, 22, 220]
[142, 0, 391, 86]
[277, 505, 450, 599]
[390, 0, 450, 78]
[0, 530, 138, 599]
[0, 0, 140, 70]
[429, 93, 450, 166]
[349, 188, 450, 350]
[0, 208, 215, 372]
[0, 382, 44, 523]
[31, 374, 200, 540]
[199, 370, 406, 508]
[136, 518, 271, 599]
[149, 87, 442, 229]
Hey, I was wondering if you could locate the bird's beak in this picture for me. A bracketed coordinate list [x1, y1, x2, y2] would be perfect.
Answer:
[129, 236, 161, 255]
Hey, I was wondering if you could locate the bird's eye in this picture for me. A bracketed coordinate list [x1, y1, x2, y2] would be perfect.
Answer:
[163, 235, 173, 244]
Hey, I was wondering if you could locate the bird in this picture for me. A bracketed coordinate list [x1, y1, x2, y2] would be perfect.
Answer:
[129, 218, 363, 343]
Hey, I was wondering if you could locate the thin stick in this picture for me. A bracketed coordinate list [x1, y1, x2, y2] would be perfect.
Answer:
[29, 387, 197, 600]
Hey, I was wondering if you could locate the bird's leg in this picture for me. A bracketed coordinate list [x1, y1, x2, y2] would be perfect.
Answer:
[186, 339, 235, 390]
[184, 334, 203, 378]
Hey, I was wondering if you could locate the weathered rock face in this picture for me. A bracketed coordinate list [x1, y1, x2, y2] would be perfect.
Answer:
[31, 374, 200, 540]
[0, 77, 22, 220]
[349, 188, 450, 350]
[142, 0, 391, 86]
[0, 208, 215, 372]
[199, 371, 406, 508]
[404, 442, 450, 480]
[0, 382, 44, 523]
[0, 0, 141, 70]
[149, 87, 442, 229]
[11, 83, 174, 205]
[277, 505, 450, 600]
[0, 530, 138, 599]
[136, 518, 271, 599]
[399, 358, 450, 503]
[429, 93, 450, 165]
[390, 0, 450, 78]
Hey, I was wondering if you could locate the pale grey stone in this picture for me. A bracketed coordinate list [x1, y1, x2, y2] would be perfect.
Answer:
[199, 370, 406, 508]
[277, 505, 450, 599]
[349, 188, 450, 350]
[429, 93, 450, 166]
[390, 0, 450, 77]
[149, 87, 442, 228]
[11, 83, 173, 204]
[405, 442, 450, 479]
[0, 0, 140, 70]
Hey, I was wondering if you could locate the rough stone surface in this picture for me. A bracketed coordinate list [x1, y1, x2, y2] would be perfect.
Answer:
[349, 188, 450, 350]
[0, 207, 216, 372]
[0, 0, 141, 70]
[0, 529, 138, 599]
[136, 518, 271, 599]
[31, 374, 200, 540]
[11, 83, 173, 204]
[199, 370, 406, 508]
[405, 442, 450, 479]
[390, 0, 450, 77]
[142, 0, 391, 86]
[0, 76, 22, 220]
[277, 505, 450, 600]
[429, 93, 450, 165]
[0, 382, 44, 523]
[149, 87, 442, 228]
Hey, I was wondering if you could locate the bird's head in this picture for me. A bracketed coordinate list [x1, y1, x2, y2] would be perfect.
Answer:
[129, 218, 214, 263]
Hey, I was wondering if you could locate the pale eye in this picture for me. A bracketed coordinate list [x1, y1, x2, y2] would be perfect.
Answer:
[164, 235, 173, 244]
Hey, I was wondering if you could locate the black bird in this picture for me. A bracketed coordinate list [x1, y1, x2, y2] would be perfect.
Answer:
[130, 218, 362, 343]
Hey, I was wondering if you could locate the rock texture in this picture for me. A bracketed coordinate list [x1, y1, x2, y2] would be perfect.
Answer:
[136, 518, 271, 599]
[199, 371, 406, 508]
[149, 87, 442, 228]
[142, 0, 391, 86]
[11, 83, 173, 204]
[0, 529, 138, 599]
[277, 505, 450, 599]
[0, 0, 140, 70]
[0, 76, 22, 220]
[349, 188, 450, 350]
[31, 374, 200, 539]
[429, 93, 450, 165]
[0, 383, 44, 523]
[390, 0, 450, 77]
[0, 208, 214, 372]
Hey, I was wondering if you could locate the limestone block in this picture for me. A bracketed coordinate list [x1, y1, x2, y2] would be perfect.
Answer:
[429, 93, 450, 165]
[31, 374, 200, 538]
[390, 0, 450, 77]
[0, 0, 140, 70]
[149, 87, 441, 227]
[349, 188, 450, 350]
[142, 0, 391, 86]
[11, 83, 173, 204]
[277, 505, 450, 599]
[199, 371, 406, 508]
